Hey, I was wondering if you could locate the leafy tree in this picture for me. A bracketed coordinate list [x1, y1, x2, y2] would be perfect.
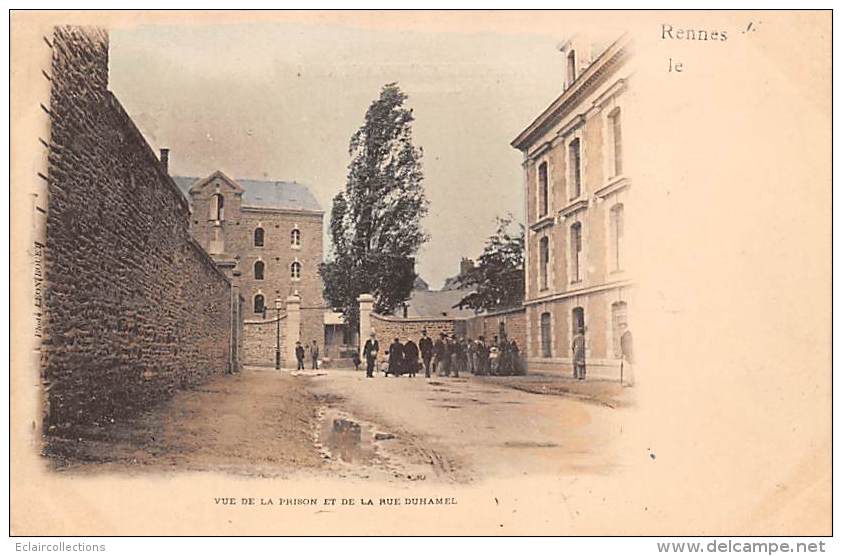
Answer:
[320, 83, 428, 327]
[455, 215, 525, 311]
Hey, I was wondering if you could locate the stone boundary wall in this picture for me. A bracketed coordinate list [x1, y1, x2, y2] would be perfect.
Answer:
[464, 307, 527, 349]
[370, 313, 456, 343]
[42, 26, 234, 434]
[242, 315, 287, 368]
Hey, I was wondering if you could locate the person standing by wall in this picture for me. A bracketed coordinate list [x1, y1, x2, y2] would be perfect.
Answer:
[572, 327, 587, 380]
[433, 333, 447, 376]
[620, 324, 634, 386]
[295, 341, 305, 371]
[386, 337, 404, 377]
[403, 336, 420, 378]
[419, 329, 434, 378]
[310, 340, 320, 370]
[363, 332, 379, 378]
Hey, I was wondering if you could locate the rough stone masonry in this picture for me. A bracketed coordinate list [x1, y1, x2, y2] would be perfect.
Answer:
[42, 26, 236, 435]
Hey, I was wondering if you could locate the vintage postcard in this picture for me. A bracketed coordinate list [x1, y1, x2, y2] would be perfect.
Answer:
[9, 10, 831, 536]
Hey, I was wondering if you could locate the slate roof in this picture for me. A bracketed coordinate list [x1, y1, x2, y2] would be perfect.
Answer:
[172, 175, 322, 212]
[395, 289, 477, 319]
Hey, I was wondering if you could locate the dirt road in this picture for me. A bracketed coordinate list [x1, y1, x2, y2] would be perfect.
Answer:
[48, 367, 624, 483]
[308, 368, 623, 483]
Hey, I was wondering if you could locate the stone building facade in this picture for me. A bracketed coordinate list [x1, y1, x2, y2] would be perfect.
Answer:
[173, 173, 325, 366]
[511, 35, 633, 379]
[40, 26, 240, 433]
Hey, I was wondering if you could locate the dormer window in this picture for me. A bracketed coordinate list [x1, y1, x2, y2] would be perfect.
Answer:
[567, 50, 577, 86]
[209, 193, 224, 221]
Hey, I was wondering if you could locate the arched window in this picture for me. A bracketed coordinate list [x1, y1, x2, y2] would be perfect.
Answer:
[540, 312, 552, 358]
[291, 261, 301, 280]
[539, 236, 550, 290]
[608, 107, 623, 177]
[254, 260, 265, 280]
[291, 228, 301, 248]
[538, 161, 549, 217]
[254, 227, 264, 247]
[253, 294, 265, 314]
[568, 138, 582, 199]
[209, 193, 224, 221]
[610, 204, 624, 271]
[572, 307, 585, 336]
[570, 222, 582, 282]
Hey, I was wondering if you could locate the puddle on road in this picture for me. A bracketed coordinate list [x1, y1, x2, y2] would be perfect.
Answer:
[318, 410, 377, 464]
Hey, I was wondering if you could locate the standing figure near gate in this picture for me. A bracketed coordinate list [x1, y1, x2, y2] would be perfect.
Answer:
[310, 340, 320, 370]
[363, 332, 379, 378]
[403, 336, 420, 378]
[386, 337, 405, 377]
[419, 329, 434, 378]
[295, 341, 305, 370]
[433, 333, 447, 376]
[572, 327, 587, 380]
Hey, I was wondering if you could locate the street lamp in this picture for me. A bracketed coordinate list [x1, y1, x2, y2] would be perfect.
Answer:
[275, 297, 282, 370]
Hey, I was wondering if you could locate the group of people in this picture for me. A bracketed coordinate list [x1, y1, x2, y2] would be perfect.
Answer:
[358, 329, 526, 379]
[294, 340, 320, 370]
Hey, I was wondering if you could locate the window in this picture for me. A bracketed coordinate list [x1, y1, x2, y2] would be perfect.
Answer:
[291, 228, 301, 248]
[538, 161, 549, 217]
[568, 138, 582, 199]
[291, 261, 301, 280]
[611, 301, 628, 357]
[572, 307, 585, 336]
[570, 222, 582, 282]
[254, 294, 265, 314]
[608, 107, 623, 177]
[254, 227, 264, 247]
[610, 204, 624, 271]
[539, 236, 550, 290]
[254, 260, 265, 280]
[540, 312, 552, 358]
[566, 50, 577, 86]
[209, 193, 224, 221]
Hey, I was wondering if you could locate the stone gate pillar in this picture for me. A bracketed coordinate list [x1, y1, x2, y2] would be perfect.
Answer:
[284, 293, 301, 367]
[358, 293, 375, 356]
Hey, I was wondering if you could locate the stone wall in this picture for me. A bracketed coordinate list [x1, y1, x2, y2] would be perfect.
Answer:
[242, 315, 286, 367]
[369, 314, 455, 343]
[464, 307, 527, 349]
[42, 26, 234, 434]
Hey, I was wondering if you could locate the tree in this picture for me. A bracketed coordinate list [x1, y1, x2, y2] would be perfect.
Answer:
[455, 215, 525, 311]
[320, 83, 428, 327]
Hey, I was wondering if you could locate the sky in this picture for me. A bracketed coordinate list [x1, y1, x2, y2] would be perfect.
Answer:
[109, 18, 572, 288]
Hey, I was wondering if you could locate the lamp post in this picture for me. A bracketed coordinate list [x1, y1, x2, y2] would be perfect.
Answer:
[275, 297, 282, 370]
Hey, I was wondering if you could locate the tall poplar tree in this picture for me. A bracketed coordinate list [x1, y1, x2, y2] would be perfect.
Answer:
[320, 83, 428, 327]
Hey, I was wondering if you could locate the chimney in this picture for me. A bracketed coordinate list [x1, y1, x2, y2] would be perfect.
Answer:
[159, 148, 170, 174]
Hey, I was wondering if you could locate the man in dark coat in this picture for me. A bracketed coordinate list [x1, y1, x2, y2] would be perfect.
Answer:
[475, 336, 489, 375]
[403, 337, 420, 378]
[386, 338, 404, 377]
[295, 341, 305, 370]
[363, 332, 379, 378]
[419, 329, 434, 378]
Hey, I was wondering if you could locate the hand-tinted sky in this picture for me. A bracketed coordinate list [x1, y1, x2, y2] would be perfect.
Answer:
[109, 18, 575, 288]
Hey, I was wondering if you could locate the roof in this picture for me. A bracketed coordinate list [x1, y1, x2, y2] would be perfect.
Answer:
[172, 175, 322, 212]
[511, 35, 628, 151]
[395, 289, 477, 319]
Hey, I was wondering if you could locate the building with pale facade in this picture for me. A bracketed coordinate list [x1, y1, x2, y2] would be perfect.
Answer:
[511, 35, 632, 379]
